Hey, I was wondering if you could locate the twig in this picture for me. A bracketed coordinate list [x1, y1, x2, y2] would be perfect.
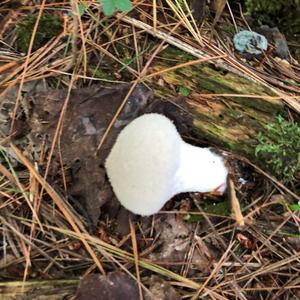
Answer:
[228, 177, 245, 226]
[129, 219, 143, 300]
[118, 14, 246, 78]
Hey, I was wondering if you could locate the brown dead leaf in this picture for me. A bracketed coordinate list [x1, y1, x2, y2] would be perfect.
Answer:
[212, 0, 226, 27]
[236, 232, 253, 249]
[28, 84, 152, 227]
[189, 0, 206, 21]
[284, 236, 300, 252]
[145, 275, 180, 300]
[75, 272, 139, 300]
[149, 215, 212, 273]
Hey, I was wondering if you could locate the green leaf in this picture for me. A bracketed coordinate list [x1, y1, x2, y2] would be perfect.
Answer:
[184, 201, 230, 223]
[117, 0, 132, 12]
[183, 214, 203, 222]
[98, 0, 132, 16]
[78, 3, 86, 16]
[178, 86, 190, 96]
[255, 114, 300, 181]
[288, 203, 300, 211]
[99, 0, 115, 15]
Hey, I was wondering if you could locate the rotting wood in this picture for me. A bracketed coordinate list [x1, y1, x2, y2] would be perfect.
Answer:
[0, 279, 78, 300]
[120, 13, 300, 113]
[148, 47, 285, 159]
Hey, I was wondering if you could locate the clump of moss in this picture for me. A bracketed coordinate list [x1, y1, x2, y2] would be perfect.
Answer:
[244, 0, 300, 37]
[255, 115, 300, 182]
[16, 13, 62, 53]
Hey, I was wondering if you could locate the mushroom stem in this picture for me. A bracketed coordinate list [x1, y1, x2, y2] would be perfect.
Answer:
[174, 142, 226, 195]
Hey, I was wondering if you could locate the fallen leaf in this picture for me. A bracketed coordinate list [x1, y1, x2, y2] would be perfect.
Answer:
[145, 275, 180, 300]
[75, 272, 139, 300]
[28, 84, 152, 227]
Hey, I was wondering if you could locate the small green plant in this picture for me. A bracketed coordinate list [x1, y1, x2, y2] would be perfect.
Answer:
[288, 203, 300, 211]
[16, 13, 62, 53]
[255, 115, 300, 181]
[178, 86, 191, 96]
[98, 0, 132, 16]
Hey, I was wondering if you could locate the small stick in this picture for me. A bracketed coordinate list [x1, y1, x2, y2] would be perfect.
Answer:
[129, 219, 143, 300]
[228, 177, 245, 226]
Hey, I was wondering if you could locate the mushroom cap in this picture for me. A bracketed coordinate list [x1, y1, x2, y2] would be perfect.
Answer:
[105, 113, 181, 215]
[105, 113, 228, 216]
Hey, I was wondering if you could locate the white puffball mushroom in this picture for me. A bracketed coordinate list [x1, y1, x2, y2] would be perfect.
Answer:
[105, 113, 228, 216]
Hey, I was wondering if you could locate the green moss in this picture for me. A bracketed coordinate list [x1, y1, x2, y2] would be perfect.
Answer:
[255, 115, 300, 181]
[150, 46, 289, 164]
[160, 47, 194, 61]
[158, 49, 282, 114]
[88, 66, 116, 82]
[245, 0, 300, 37]
[184, 200, 230, 222]
[194, 119, 255, 155]
[224, 24, 236, 35]
[16, 13, 62, 52]
[178, 86, 191, 96]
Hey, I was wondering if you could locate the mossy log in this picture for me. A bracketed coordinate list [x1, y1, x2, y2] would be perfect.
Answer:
[149, 48, 284, 158]
[0, 279, 78, 300]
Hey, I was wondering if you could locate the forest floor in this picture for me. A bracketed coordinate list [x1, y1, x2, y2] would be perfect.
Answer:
[0, 1, 300, 299]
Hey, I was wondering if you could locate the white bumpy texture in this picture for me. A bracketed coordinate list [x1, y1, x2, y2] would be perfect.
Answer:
[105, 114, 228, 215]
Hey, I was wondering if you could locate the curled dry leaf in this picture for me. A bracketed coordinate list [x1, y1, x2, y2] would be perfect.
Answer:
[236, 233, 253, 249]
[149, 215, 212, 273]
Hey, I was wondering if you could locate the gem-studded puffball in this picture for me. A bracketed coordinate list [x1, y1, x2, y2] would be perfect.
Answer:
[105, 113, 228, 215]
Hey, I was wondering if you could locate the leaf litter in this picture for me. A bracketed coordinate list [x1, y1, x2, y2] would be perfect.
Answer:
[0, 1, 300, 299]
